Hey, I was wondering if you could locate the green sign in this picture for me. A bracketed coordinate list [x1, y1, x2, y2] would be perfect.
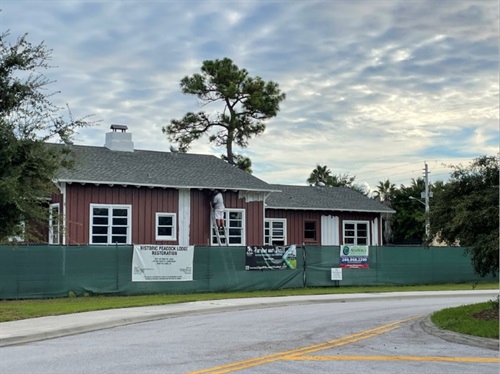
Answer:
[341, 245, 369, 256]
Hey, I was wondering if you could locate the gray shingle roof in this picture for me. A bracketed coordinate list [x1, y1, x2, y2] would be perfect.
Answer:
[266, 184, 395, 213]
[55, 145, 276, 192]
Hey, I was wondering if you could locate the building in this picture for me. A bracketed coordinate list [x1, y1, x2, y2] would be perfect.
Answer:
[264, 185, 394, 246]
[46, 126, 394, 247]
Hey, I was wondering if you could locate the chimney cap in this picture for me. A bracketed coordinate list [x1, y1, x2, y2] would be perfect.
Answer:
[110, 124, 128, 132]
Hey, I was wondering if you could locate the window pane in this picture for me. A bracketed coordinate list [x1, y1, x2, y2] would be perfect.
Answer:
[304, 231, 315, 239]
[345, 223, 354, 230]
[92, 226, 108, 235]
[272, 222, 284, 229]
[229, 212, 241, 220]
[113, 217, 127, 225]
[305, 222, 316, 230]
[113, 209, 128, 217]
[345, 230, 355, 237]
[93, 208, 108, 216]
[158, 216, 173, 226]
[92, 236, 108, 243]
[112, 236, 127, 244]
[229, 228, 241, 236]
[158, 227, 172, 236]
[274, 229, 284, 236]
[265, 222, 270, 228]
[93, 217, 108, 225]
[358, 238, 367, 245]
[345, 238, 355, 244]
[229, 236, 242, 244]
[112, 227, 127, 235]
[229, 220, 242, 228]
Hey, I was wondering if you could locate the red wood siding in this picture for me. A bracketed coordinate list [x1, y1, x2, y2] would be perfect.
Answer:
[190, 190, 265, 246]
[265, 209, 382, 245]
[65, 184, 178, 245]
[189, 189, 212, 246]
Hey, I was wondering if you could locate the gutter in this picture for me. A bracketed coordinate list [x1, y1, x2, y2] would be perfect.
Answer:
[265, 206, 396, 214]
[57, 179, 282, 193]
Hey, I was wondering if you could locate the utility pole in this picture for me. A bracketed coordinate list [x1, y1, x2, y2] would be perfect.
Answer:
[423, 162, 430, 239]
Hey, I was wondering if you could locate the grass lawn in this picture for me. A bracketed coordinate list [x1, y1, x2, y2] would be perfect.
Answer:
[431, 299, 499, 339]
[1, 282, 498, 329]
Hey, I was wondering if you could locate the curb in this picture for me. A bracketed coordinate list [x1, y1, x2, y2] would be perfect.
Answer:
[420, 315, 499, 351]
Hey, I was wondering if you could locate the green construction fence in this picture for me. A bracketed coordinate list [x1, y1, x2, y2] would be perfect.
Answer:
[0, 245, 495, 299]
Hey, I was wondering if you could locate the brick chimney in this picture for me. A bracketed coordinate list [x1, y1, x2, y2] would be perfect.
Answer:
[104, 124, 134, 152]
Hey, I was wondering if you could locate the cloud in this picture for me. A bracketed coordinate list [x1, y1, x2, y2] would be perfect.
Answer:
[2, 0, 498, 190]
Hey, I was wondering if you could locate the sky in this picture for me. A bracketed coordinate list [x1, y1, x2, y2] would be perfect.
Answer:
[1, 0, 498, 193]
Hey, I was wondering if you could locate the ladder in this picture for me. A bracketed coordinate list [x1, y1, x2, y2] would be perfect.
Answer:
[212, 209, 228, 246]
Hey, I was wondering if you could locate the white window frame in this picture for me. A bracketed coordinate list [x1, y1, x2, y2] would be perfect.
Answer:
[343, 220, 370, 246]
[211, 208, 246, 246]
[49, 203, 60, 244]
[90, 204, 131, 245]
[155, 212, 177, 241]
[264, 218, 287, 245]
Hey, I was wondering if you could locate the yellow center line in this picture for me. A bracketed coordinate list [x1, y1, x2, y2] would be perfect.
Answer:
[286, 355, 499, 363]
[187, 315, 422, 374]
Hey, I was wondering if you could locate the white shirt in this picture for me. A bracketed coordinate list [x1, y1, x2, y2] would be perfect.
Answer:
[213, 192, 225, 210]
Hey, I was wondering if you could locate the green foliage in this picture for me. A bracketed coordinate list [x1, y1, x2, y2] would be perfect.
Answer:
[0, 31, 95, 242]
[373, 179, 397, 244]
[307, 164, 366, 194]
[221, 153, 253, 173]
[428, 155, 499, 277]
[489, 295, 499, 310]
[391, 178, 427, 244]
[163, 57, 286, 165]
[431, 301, 499, 339]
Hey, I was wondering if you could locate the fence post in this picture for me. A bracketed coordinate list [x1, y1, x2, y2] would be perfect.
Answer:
[302, 244, 307, 288]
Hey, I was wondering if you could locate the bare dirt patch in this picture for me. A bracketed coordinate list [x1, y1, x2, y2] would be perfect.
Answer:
[473, 309, 499, 321]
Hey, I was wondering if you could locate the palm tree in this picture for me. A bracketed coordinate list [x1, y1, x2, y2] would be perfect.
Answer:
[307, 164, 331, 186]
[373, 180, 396, 202]
[374, 179, 397, 244]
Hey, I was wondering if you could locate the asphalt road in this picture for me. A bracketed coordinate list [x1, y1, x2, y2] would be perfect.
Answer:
[0, 292, 498, 374]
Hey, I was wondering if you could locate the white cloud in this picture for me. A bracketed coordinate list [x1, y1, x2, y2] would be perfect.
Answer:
[2, 0, 498, 189]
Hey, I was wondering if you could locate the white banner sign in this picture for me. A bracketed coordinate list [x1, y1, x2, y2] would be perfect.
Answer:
[132, 245, 194, 282]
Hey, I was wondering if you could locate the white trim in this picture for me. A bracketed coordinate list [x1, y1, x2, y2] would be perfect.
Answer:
[57, 182, 67, 245]
[178, 189, 190, 246]
[266, 206, 395, 214]
[321, 215, 339, 245]
[343, 220, 370, 246]
[155, 212, 177, 241]
[371, 218, 379, 246]
[89, 203, 132, 245]
[49, 203, 60, 244]
[239, 191, 267, 202]
[211, 208, 246, 246]
[264, 218, 287, 245]
[58, 179, 279, 193]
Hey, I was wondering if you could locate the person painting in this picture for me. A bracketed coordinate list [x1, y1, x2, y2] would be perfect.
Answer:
[211, 189, 225, 233]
